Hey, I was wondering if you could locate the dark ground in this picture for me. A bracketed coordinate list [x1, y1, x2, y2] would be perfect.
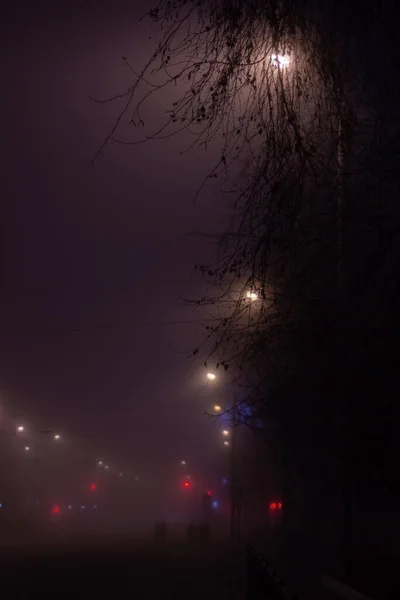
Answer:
[0, 535, 246, 599]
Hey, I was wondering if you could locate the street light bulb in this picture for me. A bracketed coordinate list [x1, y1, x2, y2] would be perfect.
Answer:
[214, 405, 222, 413]
[180, 460, 186, 466]
[207, 373, 216, 381]
[104, 465, 109, 470]
[222, 429, 229, 436]
[53, 433, 61, 441]
[272, 54, 290, 68]
[224, 440, 230, 446]
[97, 461, 104, 466]
[246, 290, 258, 301]
[17, 426, 24, 433]
[24, 446, 30, 452]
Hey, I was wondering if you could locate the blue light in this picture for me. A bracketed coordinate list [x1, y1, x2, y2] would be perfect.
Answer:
[0, 503, 3, 508]
[212, 501, 218, 509]
[222, 478, 228, 485]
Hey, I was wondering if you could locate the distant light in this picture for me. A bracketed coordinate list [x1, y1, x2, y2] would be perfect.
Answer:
[16, 425, 24, 433]
[53, 433, 61, 441]
[269, 501, 282, 510]
[97, 461, 104, 467]
[212, 501, 218, 509]
[104, 465, 109, 470]
[93, 504, 97, 509]
[90, 483, 97, 491]
[222, 478, 228, 485]
[0, 503, 3, 508]
[277, 502, 283, 510]
[180, 460, 187, 466]
[183, 480, 191, 489]
[68, 505, 73, 510]
[214, 404, 222, 413]
[206, 373, 216, 381]
[223, 441, 230, 446]
[24, 446, 30, 452]
[246, 290, 259, 301]
[207, 491, 212, 496]
[135, 476, 139, 481]
[119, 472, 123, 477]
[271, 54, 290, 68]
[222, 429, 229, 437]
[52, 505, 60, 515]
[80, 505, 86, 510]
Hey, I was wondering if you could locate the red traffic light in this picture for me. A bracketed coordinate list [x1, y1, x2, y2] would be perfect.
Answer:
[269, 501, 282, 510]
[90, 483, 97, 491]
[52, 505, 60, 515]
[183, 480, 191, 489]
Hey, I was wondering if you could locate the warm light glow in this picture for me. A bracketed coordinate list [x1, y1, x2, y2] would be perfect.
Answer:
[206, 372, 216, 381]
[246, 290, 258, 301]
[222, 429, 229, 436]
[16, 425, 24, 433]
[119, 472, 123, 477]
[180, 460, 187, 466]
[24, 446, 30, 452]
[53, 433, 61, 441]
[271, 54, 290, 68]
[214, 405, 222, 413]
[97, 461, 104, 466]
[223, 440, 230, 446]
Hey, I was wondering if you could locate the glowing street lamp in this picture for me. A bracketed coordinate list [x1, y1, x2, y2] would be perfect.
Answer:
[180, 460, 187, 466]
[271, 54, 290, 68]
[104, 465, 109, 471]
[246, 290, 258, 301]
[206, 372, 216, 381]
[214, 404, 222, 413]
[53, 433, 61, 441]
[223, 440, 230, 446]
[222, 429, 230, 437]
[97, 460, 104, 467]
[24, 446, 30, 452]
[16, 425, 25, 433]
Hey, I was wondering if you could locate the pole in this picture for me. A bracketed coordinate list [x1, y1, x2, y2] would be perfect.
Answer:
[337, 105, 353, 580]
[230, 418, 237, 543]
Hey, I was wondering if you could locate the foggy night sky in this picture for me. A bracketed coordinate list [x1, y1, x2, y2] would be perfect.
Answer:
[0, 0, 229, 483]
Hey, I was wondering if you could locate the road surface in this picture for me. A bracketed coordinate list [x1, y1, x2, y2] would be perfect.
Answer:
[0, 535, 246, 599]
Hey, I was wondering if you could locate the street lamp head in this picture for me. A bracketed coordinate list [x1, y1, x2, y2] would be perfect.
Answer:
[246, 290, 258, 301]
[223, 440, 230, 446]
[16, 425, 24, 433]
[24, 446, 30, 452]
[97, 461, 104, 467]
[53, 433, 61, 441]
[271, 54, 290, 68]
[207, 372, 216, 381]
[180, 460, 187, 466]
[222, 429, 230, 437]
[104, 465, 109, 470]
[214, 404, 222, 413]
